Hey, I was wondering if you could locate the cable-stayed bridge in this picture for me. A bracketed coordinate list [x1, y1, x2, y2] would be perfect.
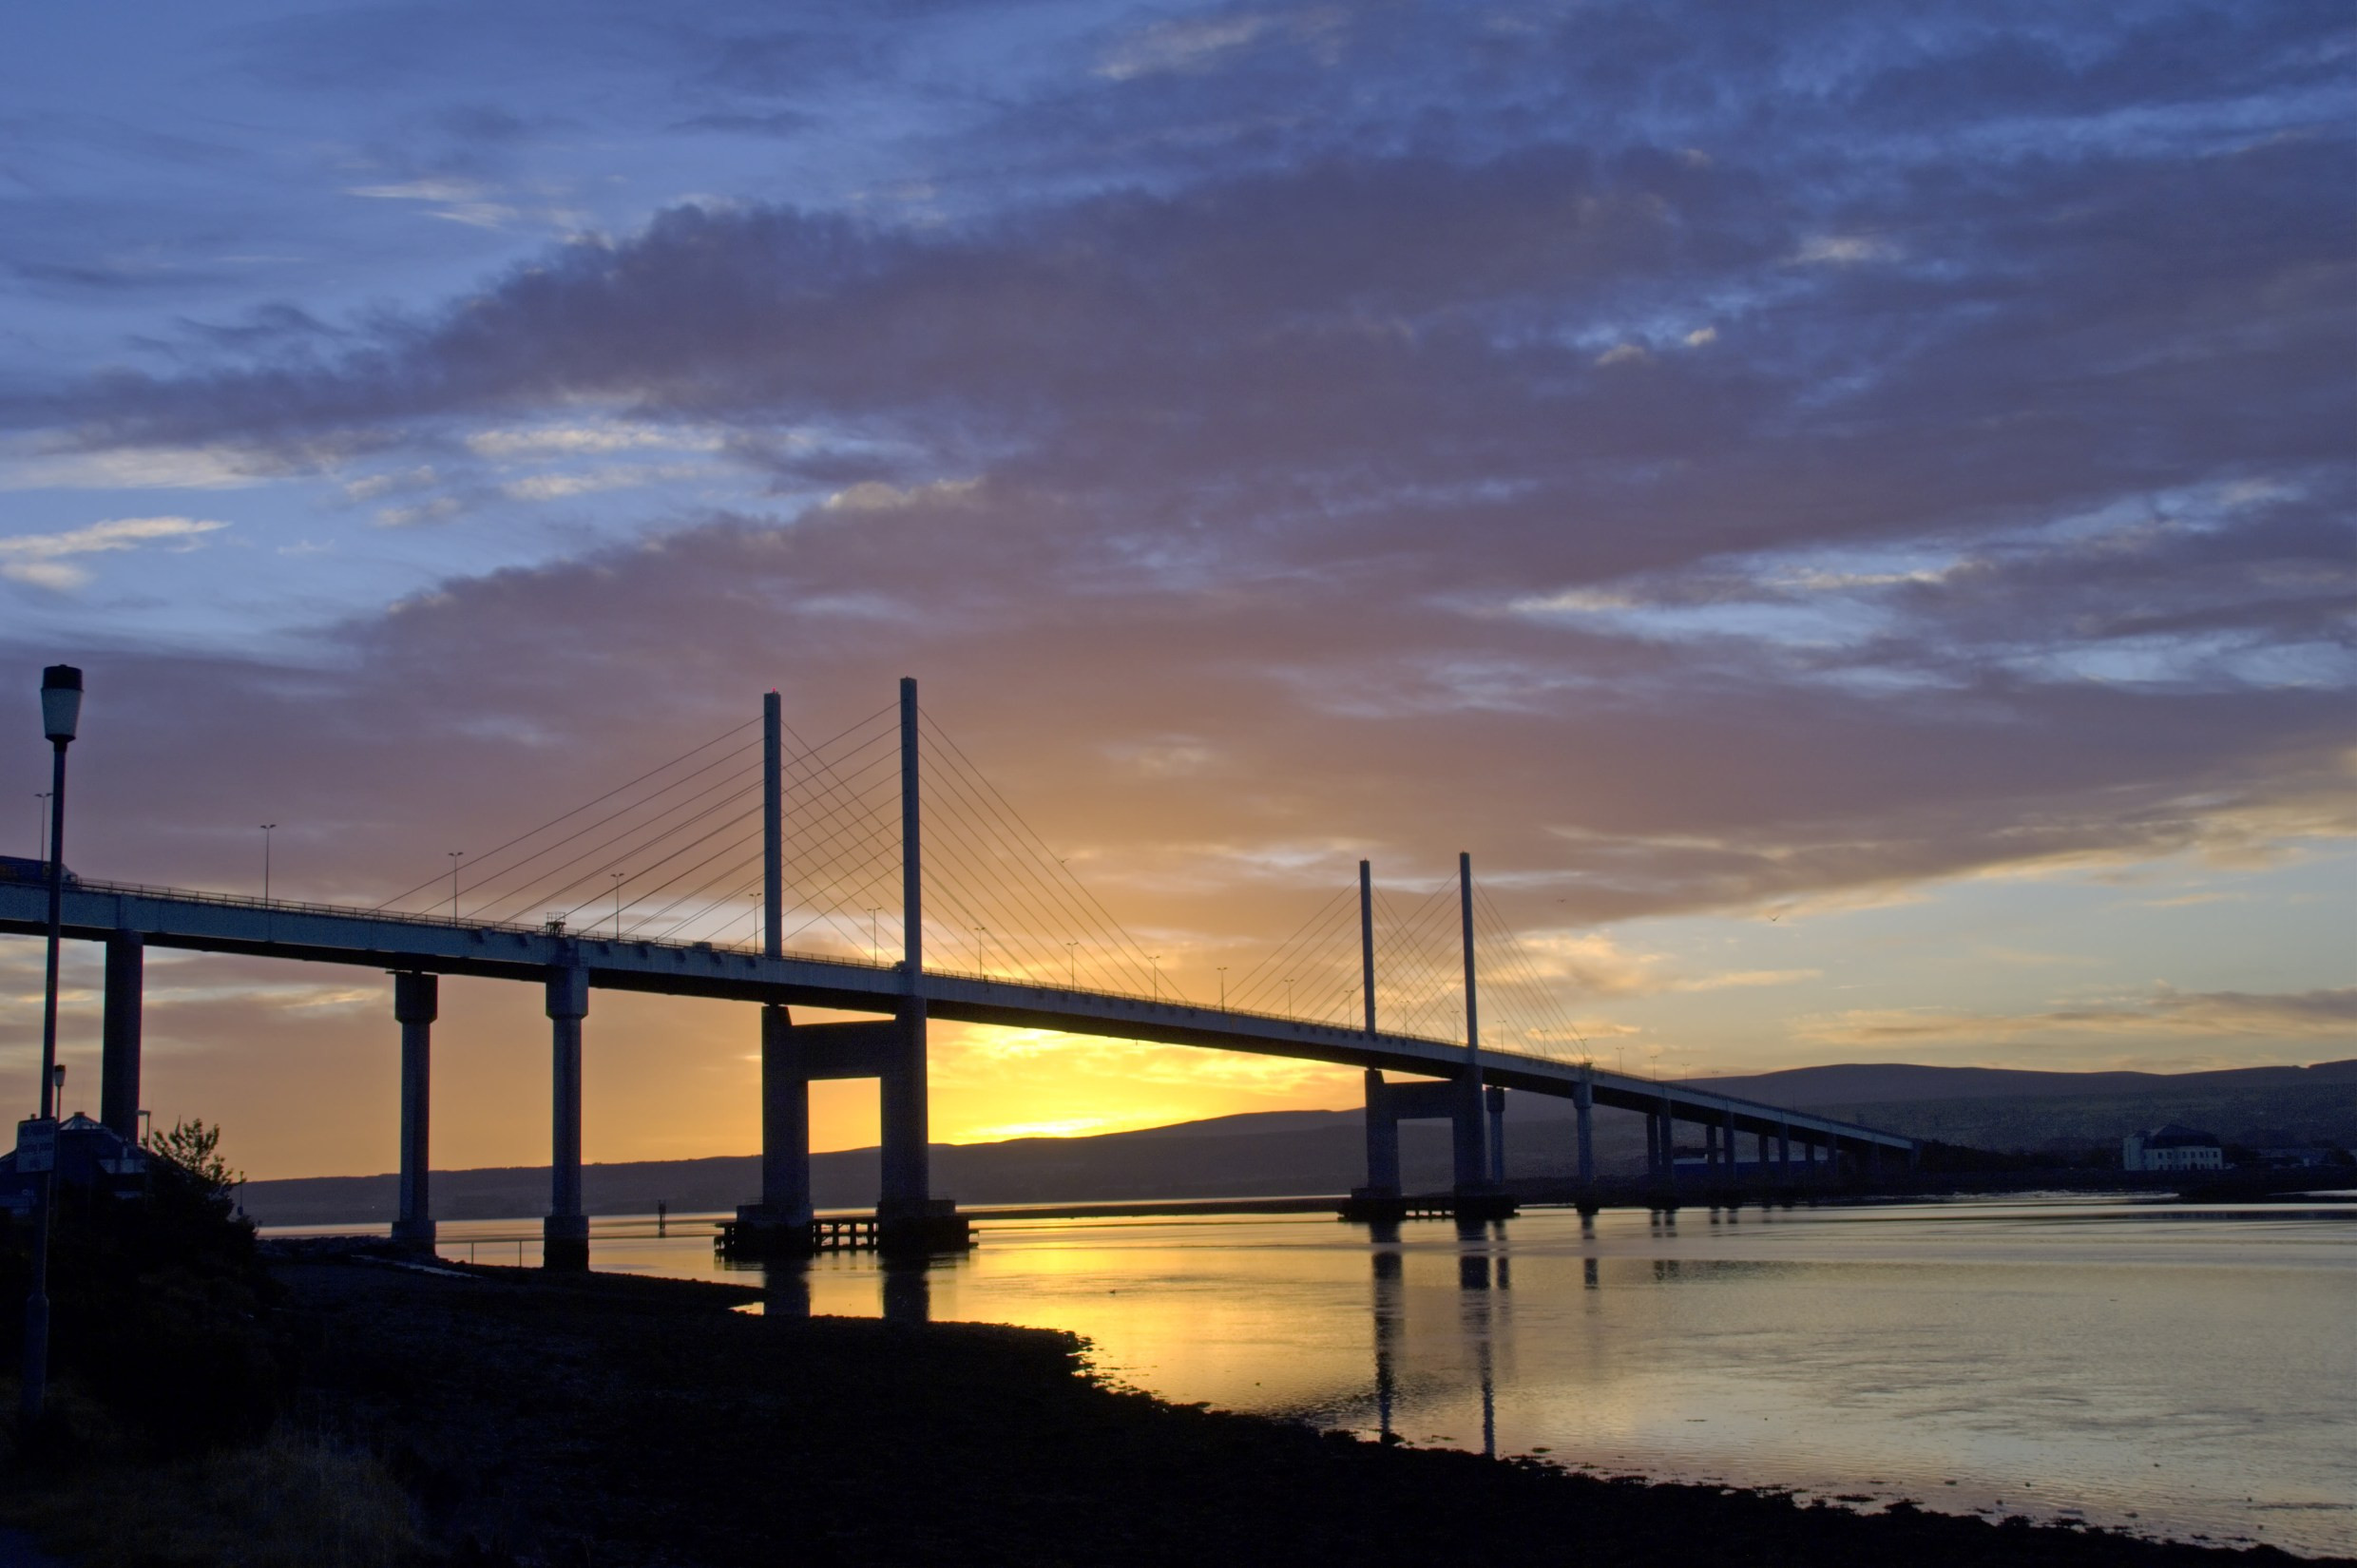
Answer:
[2, 679, 1914, 1265]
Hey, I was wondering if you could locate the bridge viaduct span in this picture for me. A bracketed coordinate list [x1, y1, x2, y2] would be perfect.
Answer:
[3, 679, 1914, 1266]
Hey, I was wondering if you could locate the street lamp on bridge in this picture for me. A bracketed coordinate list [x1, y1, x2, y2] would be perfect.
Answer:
[259, 823, 277, 903]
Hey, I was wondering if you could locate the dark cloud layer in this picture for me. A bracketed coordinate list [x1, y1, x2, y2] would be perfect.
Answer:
[5, 0, 2351, 963]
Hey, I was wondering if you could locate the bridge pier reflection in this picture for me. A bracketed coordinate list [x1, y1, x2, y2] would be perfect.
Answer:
[1370, 1223, 1403, 1444]
[880, 1252, 931, 1325]
[761, 1256, 814, 1320]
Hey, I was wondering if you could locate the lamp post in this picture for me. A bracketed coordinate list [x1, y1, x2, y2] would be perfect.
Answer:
[24, 662, 83, 1425]
[31, 794, 47, 860]
[1064, 941, 1077, 986]
[446, 851, 464, 920]
[259, 823, 276, 903]
[1217, 966, 1228, 1009]
[1149, 954, 1161, 1003]
[611, 870, 625, 937]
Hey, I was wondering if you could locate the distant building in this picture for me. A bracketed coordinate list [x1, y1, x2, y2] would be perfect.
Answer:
[2122, 1123, 2224, 1173]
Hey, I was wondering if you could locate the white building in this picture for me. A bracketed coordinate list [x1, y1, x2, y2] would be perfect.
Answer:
[2122, 1123, 2225, 1173]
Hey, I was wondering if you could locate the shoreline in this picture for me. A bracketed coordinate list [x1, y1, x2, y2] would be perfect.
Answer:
[252, 1175, 2357, 1233]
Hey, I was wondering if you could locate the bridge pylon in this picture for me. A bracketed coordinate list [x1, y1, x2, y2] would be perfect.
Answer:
[725, 679, 966, 1260]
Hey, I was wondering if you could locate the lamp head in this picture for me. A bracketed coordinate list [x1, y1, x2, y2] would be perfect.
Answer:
[40, 664, 83, 743]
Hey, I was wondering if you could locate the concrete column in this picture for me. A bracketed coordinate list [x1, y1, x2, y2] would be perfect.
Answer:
[1643, 1111, 1659, 1176]
[759, 1004, 811, 1222]
[1724, 1103, 1738, 1177]
[392, 971, 437, 1251]
[1705, 1119, 1719, 1170]
[1485, 1084, 1506, 1185]
[879, 1001, 930, 1213]
[545, 963, 589, 1271]
[1574, 1072, 1595, 1184]
[1452, 852, 1487, 1193]
[1361, 1071, 1401, 1195]
[1778, 1120, 1792, 1177]
[763, 691, 783, 960]
[879, 677, 935, 1220]
[1357, 861, 1399, 1199]
[99, 930, 143, 1139]
[1358, 859, 1376, 1036]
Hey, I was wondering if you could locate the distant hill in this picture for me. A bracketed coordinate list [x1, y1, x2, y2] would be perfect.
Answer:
[1685, 1060, 2357, 1107]
[239, 1059, 2357, 1227]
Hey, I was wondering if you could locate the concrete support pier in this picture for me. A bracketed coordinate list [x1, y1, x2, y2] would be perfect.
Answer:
[100, 930, 143, 1140]
[392, 971, 437, 1251]
[1358, 1069, 1401, 1199]
[1574, 1072, 1595, 1184]
[544, 963, 589, 1271]
[759, 1005, 811, 1217]
[1485, 1085, 1506, 1185]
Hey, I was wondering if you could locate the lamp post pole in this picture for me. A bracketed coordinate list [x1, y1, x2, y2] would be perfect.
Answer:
[259, 823, 276, 903]
[24, 663, 83, 1425]
[446, 851, 463, 920]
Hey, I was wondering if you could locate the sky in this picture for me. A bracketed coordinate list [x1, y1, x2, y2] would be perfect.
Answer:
[0, 1, 2350, 1181]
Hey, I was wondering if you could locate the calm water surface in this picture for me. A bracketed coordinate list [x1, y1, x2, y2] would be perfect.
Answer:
[375, 1195, 2355, 1556]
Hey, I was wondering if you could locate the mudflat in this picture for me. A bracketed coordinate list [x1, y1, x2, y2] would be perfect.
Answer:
[272, 1256, 2333, 1567]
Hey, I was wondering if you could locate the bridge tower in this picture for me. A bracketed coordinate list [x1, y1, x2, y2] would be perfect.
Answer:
[726, 679, 963, 1259]
[1344, 854, 1512, 1224]
[737, 691, 814, 1252]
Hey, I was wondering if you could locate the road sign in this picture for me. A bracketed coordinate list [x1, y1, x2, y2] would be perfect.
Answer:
[15, 1118, 57, 1174]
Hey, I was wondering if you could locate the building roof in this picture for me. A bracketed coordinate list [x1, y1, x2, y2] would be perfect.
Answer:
[2138, 1123, 2220, 1147]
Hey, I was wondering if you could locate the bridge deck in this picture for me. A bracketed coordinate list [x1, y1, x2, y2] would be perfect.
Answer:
[0, 876, 1911, 1152]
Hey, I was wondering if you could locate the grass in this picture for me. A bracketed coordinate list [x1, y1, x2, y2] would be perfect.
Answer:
[0, 1380, 423, 1568]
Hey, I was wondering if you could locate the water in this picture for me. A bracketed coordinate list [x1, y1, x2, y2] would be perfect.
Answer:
[301, 1195, 2356, 1557]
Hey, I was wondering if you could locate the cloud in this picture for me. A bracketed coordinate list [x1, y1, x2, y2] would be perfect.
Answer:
[0, 1, 2350, 1172]
[0, 515, 228, 588]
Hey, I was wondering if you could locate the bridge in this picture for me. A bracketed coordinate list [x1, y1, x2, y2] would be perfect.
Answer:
[3, 678, 1914, 1266]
